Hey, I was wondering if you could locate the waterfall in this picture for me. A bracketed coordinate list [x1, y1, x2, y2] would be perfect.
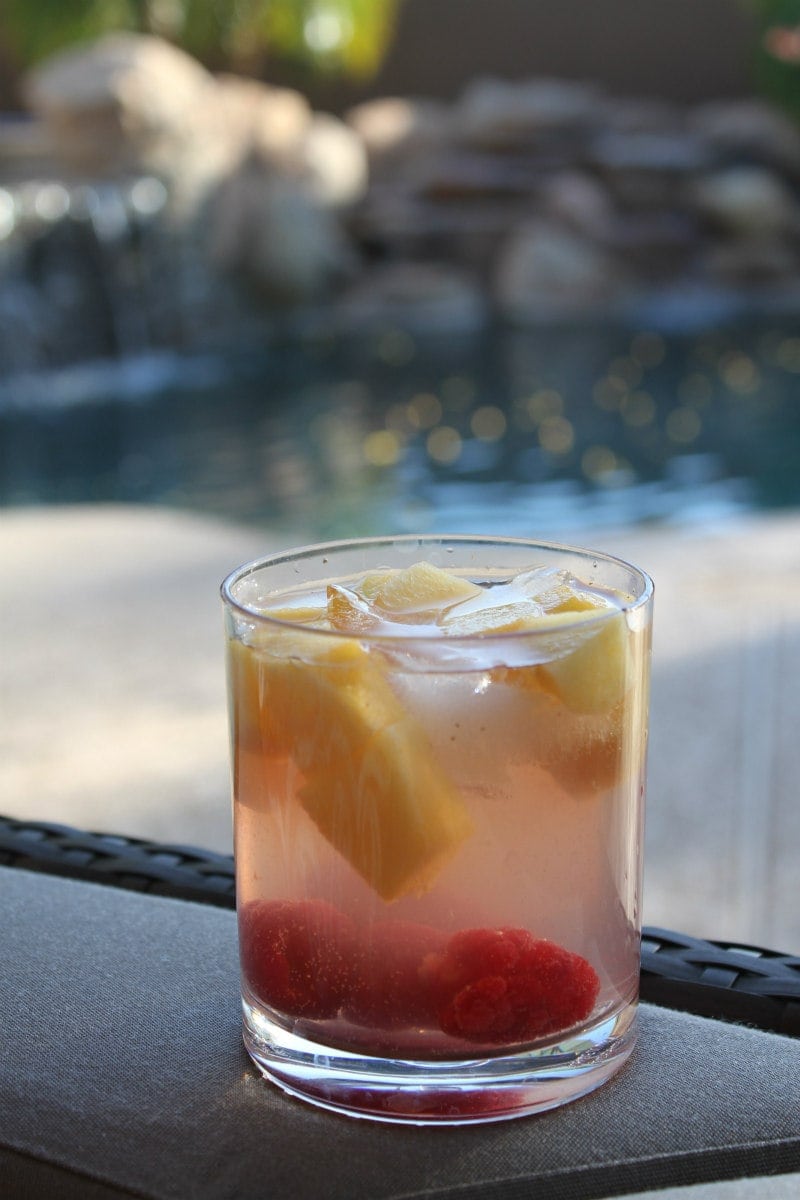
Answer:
[0, 175, 173, 372]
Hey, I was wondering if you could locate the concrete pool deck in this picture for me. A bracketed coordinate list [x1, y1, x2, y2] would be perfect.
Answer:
[2, 504, 799, 952]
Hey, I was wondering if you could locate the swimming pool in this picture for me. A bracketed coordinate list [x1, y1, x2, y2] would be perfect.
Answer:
[1, 318, 799, 539]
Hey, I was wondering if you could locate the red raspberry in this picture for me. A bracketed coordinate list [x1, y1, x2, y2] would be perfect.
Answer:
[429, 927, 600, 1045]
[344, 920, 446, 1030]
[239, 898, 356, 1019]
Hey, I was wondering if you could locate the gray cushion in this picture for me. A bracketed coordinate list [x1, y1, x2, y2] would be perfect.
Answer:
[616, 1176, 800, 1200]
[1, 866, 798, 1200]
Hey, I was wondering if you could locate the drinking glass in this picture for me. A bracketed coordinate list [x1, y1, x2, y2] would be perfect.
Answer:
[221, 535, 653, 1124]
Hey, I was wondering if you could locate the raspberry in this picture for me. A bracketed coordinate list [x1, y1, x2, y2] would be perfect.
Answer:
[239, 898, 356, 1019]
[428, 927, 600, 1044]
[344, 920, 446, 1030]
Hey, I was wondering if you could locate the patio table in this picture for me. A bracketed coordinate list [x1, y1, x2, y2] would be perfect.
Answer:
[1, 817, 799, 1199]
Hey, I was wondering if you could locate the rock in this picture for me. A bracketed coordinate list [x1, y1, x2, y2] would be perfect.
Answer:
[605, 209, 698, 277]
[701, 238, 799, 285]
[419, 147, 552, 201]
[0, 116, 58, 184]
[21, 34, 362, 305]
[539, 171, 617, 241]
[21, 36, 353, 212]
[23, 33, 215, 180]
[298, 113, 368, 208]
[590, 128, 711, 175]
[494, 219, 625, 323]
[346, 97, 452, 167]
[600, 96, 687, 136]
[185, 78, 365, 212]
[214, 74, 312, 167]
[335, 262, 486, 335]
[591, 128, 713, 211]
[14, 42, 800, 338]
[453, 76, 601, 150]
[688, 166, 800, 241]
[207, 156, 355, 303]
[691, 99, 800, 174]
[191, 79, 365, 210]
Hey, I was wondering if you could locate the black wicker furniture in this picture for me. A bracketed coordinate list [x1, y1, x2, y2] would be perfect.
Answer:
[2, 814, 798, 1038]
[3, 825, 800, 1200]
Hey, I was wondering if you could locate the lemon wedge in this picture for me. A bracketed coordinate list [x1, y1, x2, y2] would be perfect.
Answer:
[227, 629, 473, 901]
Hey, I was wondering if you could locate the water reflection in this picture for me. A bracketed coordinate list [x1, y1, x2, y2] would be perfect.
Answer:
[1, 320, 798, 538]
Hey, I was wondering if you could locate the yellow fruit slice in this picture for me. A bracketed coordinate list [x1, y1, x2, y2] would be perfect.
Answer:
[482, 598, 629, 717]
[358, 570, 393, 600]
[258, 604, 329, 625]
[227, 630, 363, 760]
[300, 718, 474, 902]
[545, 591, 601, 615]
[369, 561, 483, 620]
[535, 608, 629, 715]
[440, 599, 543, 636]
[327, 584, 384, 634]
[227, 629, 473, 900]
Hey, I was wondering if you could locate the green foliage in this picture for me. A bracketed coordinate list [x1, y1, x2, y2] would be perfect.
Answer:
[0, 0, 401, 80]
[0, 0, 138, 64]
[746, 0, 800, 121]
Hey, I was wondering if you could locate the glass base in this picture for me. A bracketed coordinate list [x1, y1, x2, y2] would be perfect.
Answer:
[242, 998, 638, 1125]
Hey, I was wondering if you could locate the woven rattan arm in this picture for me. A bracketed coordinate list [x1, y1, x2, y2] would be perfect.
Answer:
[0, 815, 236, 908]
[640, 928, 800, 1037]
[2, 815, 799, 1037]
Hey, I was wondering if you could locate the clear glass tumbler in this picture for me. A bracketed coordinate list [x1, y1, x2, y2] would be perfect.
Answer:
[221, 535, 653, 1124]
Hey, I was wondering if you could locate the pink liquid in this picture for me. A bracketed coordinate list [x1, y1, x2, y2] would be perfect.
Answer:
[230, 570, 648, 1060]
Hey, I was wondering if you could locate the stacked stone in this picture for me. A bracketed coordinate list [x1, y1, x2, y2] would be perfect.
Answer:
[18, 33, 365, 309]
[6, 32, 800, 346]
[346, 79, 800, 328]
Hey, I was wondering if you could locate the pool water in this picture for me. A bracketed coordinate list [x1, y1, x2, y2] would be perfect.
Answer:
[1, 320, 799, 539]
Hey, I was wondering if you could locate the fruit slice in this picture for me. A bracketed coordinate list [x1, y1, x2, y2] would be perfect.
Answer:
[368, 561, 484, 621]
[229, 629, 473, 901]
[226, 630, 368, 760]
[488, 600, 630, 717]
[327, 584, 384, 634]
[300, 717, 474, 902]
[257, 603, 329, 625]
[440, 599, 543, 637]
[534, 608, 629, 715]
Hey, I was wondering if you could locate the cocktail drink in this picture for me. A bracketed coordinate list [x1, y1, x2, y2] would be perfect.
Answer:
[221, 536, 653, 1124]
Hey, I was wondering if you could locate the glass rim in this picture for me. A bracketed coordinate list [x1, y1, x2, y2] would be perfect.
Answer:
[220, 533, 654, 643]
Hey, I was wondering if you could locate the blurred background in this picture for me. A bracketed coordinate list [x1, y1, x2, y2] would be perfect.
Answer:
[1, 1, 799, 951]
